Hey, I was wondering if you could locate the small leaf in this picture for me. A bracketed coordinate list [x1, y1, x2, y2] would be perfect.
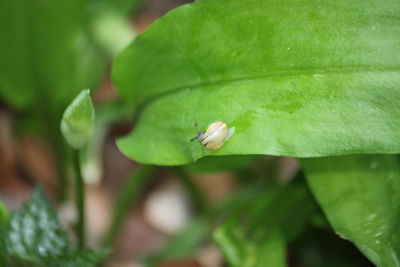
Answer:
[302, 155, 400, 267]
[4, 187, 69, 263]
[2, 186, 110, 267]
[60, 89, 95, 149]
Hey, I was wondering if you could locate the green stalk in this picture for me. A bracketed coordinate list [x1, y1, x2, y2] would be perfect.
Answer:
[0, 201, 8, 267]
[53, 132, 69, 203]
[172, 167, 207, 214]
[102, 165, 156, 246]
[72, 149, 85, 248]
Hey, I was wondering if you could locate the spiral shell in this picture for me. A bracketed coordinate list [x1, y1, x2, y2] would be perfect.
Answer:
[191, 121, 229, 150]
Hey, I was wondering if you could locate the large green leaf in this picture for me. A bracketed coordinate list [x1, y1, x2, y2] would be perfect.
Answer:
[113, 0, 400, 165]
[302, 155, 400, 267]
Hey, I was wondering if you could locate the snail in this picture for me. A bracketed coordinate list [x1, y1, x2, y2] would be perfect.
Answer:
[190, 121, 233, 150]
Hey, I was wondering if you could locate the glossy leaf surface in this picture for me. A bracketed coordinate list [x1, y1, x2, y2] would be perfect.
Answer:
[302, 155, 400, 267]
[113, 0, 400, 165]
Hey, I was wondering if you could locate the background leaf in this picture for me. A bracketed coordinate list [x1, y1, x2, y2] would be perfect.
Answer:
[88, 0, 145, 16]
[113, 0, 400, 165]
[290, 226, 375, 267]
[214, 220, 286, 267]
[184, 155, 261, 174]
[0, 0, 104, 200]
[43, 249, 110, 267]
[143, 217, 209, 266]
[0, 0, 84, 110]
[213, 180, 317, 267]
[302, 155, 400, 267]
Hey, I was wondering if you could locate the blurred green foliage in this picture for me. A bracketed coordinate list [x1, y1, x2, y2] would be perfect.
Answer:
[0, 0, 139, 201]
[0, 0, 141, 113]
[213, 180, 316, 266]
[143, 217, 209, 266]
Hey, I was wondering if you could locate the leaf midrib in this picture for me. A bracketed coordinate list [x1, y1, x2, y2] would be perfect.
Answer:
[134, 65, 400, 117]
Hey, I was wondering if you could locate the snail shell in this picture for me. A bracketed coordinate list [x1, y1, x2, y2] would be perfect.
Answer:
[193, 121, 228, 150]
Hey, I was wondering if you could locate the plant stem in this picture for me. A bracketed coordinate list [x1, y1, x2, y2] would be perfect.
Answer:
[102, 165, 156, 246]
[54, 135, 69, 203]
[172, 167, 207, 214]
[72, 149, 85, 248]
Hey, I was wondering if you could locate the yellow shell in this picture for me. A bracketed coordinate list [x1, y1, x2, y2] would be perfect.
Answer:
[198, 121, 228, 150]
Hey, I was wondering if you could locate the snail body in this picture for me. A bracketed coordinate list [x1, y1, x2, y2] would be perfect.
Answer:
[191, 121, 229, 150]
